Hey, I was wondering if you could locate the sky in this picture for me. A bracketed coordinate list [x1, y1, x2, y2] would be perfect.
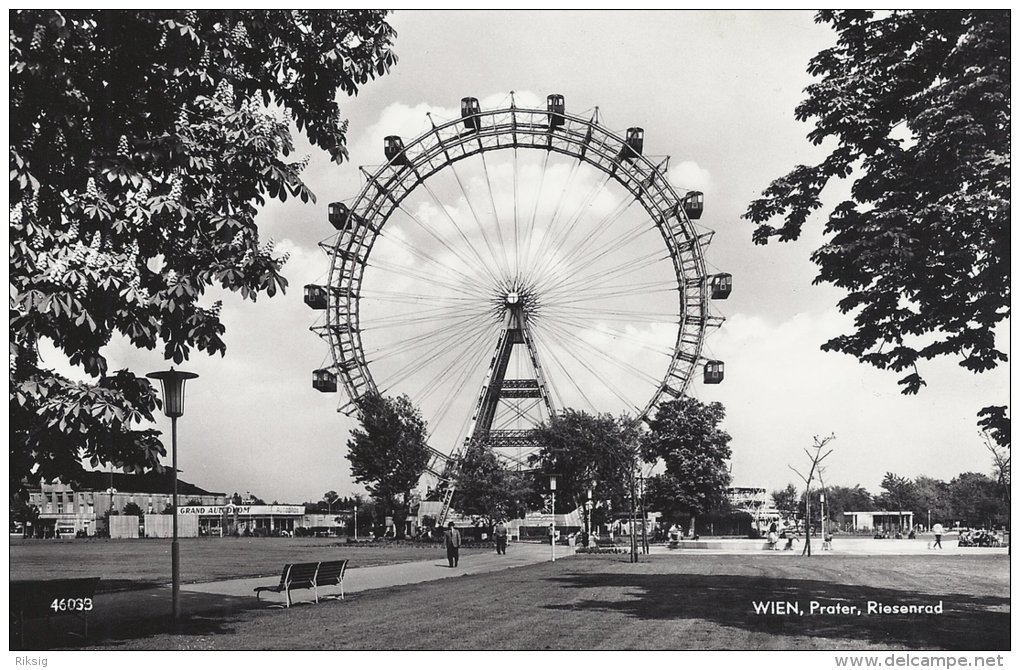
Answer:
[81, 10, 1008, 504]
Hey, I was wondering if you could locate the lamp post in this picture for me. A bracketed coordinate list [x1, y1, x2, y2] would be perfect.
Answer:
[586, 487, 593, 544]
[147, 367, 198, 630]
[354, 504, 359, 540]
[548, 474, 557, 562]
[105, 487, 117, 536]
[819, 492, 826, 544]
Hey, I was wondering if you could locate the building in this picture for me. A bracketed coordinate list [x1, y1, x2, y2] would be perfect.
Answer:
[26, 471, 226, 538]
[843, 510, 914, 532]
[179, 503, 307, 536]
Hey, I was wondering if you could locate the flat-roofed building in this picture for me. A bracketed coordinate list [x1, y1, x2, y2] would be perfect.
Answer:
[26, 471, 225, 538]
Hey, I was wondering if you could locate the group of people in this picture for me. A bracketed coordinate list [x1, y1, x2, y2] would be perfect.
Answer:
[957, 527, 1001, 547]
[441, 521, 510, 568]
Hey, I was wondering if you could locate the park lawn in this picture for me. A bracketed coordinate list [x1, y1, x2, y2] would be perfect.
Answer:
[9, 537, 487, 590]
[93, 553, 1009, 651]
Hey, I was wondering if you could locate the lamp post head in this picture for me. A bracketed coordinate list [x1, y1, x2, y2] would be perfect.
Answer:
[146, 367, 199, 418]
[548, 474, 557, 491]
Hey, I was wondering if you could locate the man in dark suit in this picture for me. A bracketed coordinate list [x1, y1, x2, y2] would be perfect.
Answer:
[444, 522, 461, 567]
[494, 521, 509, 555]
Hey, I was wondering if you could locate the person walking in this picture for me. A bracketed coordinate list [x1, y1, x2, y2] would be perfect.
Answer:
[932, 522, 944, 549]
[494, 520, 509, 555]
[444, 522, 462, 567]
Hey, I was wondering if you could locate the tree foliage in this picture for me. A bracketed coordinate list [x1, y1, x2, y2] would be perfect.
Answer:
[641, 397, 732, 520]
[947, 472, 1006, 527]
[772, 484, 800, 518]
[911, 475, 952, 525]
[878, 472, 920, 512]
[530, 410, 640, 513]
[452, 444, 537, 525]
[346, 393, 430, 532]
[744, 11, 1009, 413]
[806, 484, 875, 524]
[10, 10, 397, 496]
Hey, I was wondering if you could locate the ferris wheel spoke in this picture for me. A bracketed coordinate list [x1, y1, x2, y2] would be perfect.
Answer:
[521, 151, 551, 278]
[448, 161, 512, 284]
[367, 312, 493, 362]
[531, 334, 598, 414]
[478, 152, 513, 281]
[542, 295, 677, 320]
[420, 179, 506, 289]
[363, 289, 482, 305]
[413, 320, 499, 403]
[530, 176, 632, 286]
[536, 312, 676, 358]
[536, 216, 659, 295]
[550, 201, 649, 278]
[521, 155, 583, 281]
[534, 318, 660, 391]
[363, 303, 489, 331]
[377, 229, 492, 293]
[512, 148, 521, 280]
[378, 318, 497, 392]
[366, 259, 492, 300]
[426, 324, 502, 436]
[542, 279, 676, 306]
[390, 205, 499, 288]
[525, 167, 607, 282]
[539, 248, 670, 300]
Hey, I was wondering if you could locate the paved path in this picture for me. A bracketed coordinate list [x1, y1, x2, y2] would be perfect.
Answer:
[182, 541, 567, 603]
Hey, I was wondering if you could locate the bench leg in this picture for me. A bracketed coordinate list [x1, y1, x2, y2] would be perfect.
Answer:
[340, 580, 344, 600]
[286, 588, 292, 608]
[313, 585, 319, 604]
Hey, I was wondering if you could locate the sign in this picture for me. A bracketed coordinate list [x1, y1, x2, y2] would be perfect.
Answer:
[177, 504, 304, 516]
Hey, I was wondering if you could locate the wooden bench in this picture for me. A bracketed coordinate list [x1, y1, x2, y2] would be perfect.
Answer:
[254, 560, 348, 607]
[314, 560, 348, 601]
[10, 577, 100, 647]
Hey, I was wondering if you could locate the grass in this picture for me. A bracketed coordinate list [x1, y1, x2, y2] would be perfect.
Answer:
[86, 553, 1008, 651]
[9, 536, 487, 591]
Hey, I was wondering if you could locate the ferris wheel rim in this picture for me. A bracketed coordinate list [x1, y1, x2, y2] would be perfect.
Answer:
[319, 103, 714, 427]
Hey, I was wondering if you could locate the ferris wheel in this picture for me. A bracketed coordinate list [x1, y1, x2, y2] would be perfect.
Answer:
[305, 94, 730, 522]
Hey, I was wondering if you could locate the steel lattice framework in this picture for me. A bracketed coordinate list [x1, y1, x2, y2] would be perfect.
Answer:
[310, 100, 726, 520]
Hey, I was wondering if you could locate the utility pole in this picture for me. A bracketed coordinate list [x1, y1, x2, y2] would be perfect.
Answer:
[629, 465, 638, 563]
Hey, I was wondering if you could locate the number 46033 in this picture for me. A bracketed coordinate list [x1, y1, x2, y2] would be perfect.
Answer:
[50, 598, 93, 611]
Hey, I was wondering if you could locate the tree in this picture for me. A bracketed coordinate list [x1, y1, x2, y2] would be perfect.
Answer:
[9, 10, 397, 497]
[984, 433, 1010, 551]
[346, 393, 430, 538]
[878, 472, 919, 512]
[122, 501, 144, 517]
[452, 444, 537, 526]
[641, 397, 733, 534]
[531, 410, 639, 515]
[912, 475, 951, 527]
[744, 11, 1009, 428]
[948, 472, 1006, 528]
[807, 484, 875, 528]
[772, 484, 800, 519]
[10, 498, 41, 536]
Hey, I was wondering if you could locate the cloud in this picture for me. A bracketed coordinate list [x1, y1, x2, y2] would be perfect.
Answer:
[668, 160, 712, 194]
